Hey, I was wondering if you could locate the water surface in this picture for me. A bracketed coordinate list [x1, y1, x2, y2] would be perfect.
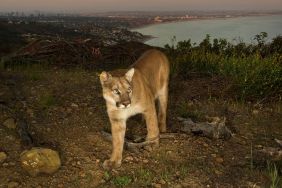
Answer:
[133, 15, 282, 47]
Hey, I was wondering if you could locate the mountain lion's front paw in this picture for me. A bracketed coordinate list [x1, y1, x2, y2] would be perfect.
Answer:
[102, 159, 121, 170]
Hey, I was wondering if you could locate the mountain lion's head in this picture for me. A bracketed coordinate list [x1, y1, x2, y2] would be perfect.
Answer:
[100, 68, 134, 109]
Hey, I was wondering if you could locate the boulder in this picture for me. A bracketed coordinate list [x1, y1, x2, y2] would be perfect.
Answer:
[20, 148, 61, 176]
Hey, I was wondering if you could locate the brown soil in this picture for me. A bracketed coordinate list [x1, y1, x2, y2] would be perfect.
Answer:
[0, 68, 281, 188]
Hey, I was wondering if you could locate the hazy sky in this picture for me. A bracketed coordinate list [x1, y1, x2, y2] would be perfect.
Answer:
[1, 0, 282, 12]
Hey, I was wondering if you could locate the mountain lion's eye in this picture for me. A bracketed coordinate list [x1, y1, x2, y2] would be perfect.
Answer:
[128, 87, 132, 93]
[113, 89, 120, 95]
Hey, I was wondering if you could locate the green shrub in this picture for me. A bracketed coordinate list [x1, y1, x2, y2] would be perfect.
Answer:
[164, 33, 282, 101]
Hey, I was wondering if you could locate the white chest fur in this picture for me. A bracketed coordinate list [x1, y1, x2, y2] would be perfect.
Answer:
[107, 103, 143, 120]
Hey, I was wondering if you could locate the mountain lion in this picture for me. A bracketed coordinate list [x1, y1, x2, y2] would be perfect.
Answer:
[99, 49, 169, 169]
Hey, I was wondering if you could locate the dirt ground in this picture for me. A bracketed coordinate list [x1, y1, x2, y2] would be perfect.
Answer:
[0, 68, 281, 188]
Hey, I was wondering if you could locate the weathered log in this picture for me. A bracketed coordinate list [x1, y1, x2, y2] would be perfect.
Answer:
[177, 116, 232, 140]
[101, 131, 159, 151]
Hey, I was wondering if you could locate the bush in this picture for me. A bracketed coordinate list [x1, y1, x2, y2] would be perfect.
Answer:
[165, 33, 282, 101]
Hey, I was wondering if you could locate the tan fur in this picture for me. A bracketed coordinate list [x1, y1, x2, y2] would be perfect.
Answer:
[99, 49, 170, 169]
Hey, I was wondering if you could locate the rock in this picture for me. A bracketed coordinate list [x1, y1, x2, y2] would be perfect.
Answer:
[20, 147, 61, 176]
[166, 150, 172, 154]
[7, 181, 19, 188]
[159, 179, 166, 185]
[9, 162, 16, 166]
[152, 183, 162, 188]
[71, 103, 78, 108]
[3, 118, 16, 129]
[3, 162, 9, 167]
[124, 156, 134, 162]
[143, 159, 149, 163]
[214, 169, 223, 175]
[173, 184, 183, 188]
[0, 152, 7, 163]
[215, 157, 224, 164]
[252, 110, 259, 115]
[79, 171, 86, 177]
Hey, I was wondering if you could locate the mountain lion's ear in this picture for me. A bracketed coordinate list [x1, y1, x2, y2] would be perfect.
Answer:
[100, 71, 112, 84]
[125, 68, 135, 82]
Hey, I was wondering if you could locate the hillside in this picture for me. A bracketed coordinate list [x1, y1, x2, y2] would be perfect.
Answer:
[0, 21, 282, 187]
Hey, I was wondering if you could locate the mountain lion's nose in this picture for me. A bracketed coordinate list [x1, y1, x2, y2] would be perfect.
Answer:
[116, 100, 131, 108]
[122, 100, 131, 107]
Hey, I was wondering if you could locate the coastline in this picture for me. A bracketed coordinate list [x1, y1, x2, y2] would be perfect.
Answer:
[131, 13, 282, 45]
[130, 13, 282, 30]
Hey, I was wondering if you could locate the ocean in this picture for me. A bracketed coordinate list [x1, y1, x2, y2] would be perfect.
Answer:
[132, 15, 282, 47]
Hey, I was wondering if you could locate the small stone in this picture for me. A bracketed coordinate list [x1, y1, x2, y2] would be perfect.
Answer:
[214, 169, 222, 175]
[159, 179, 166, 185]
[9, 162, 16, 166]
[143, 159, 149, 163]
[7, 181, 19, 188]
[211, 154, 217, 158]
[255, 145, 263, 149]
[166, 150, 172, 154]
[3, 118, 16, 129]
[20, 147, 61, 176]
[125, 156, 134, 161]
[58, 183, 64, 188]
[3, 162, 9, 167]
[152, 183, 162, 188]
[79, 171, 86, 177]
[173, 184, 183, 188]
[215, 157, 224, 164]
[252, 110, 259, 115]
[0, 152, 7, 163]
[71, 103, 78, 108]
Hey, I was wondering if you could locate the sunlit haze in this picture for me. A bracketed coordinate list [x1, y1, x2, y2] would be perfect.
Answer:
[1, 0, 282, 12]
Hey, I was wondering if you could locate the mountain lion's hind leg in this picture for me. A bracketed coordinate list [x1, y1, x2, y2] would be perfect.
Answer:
[157, 85, 168, 133]
[144, 104, 159, 148]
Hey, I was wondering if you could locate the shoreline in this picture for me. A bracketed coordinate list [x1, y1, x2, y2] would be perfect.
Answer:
[130, 13, 282, 30]
[131, 13, 282, 45]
